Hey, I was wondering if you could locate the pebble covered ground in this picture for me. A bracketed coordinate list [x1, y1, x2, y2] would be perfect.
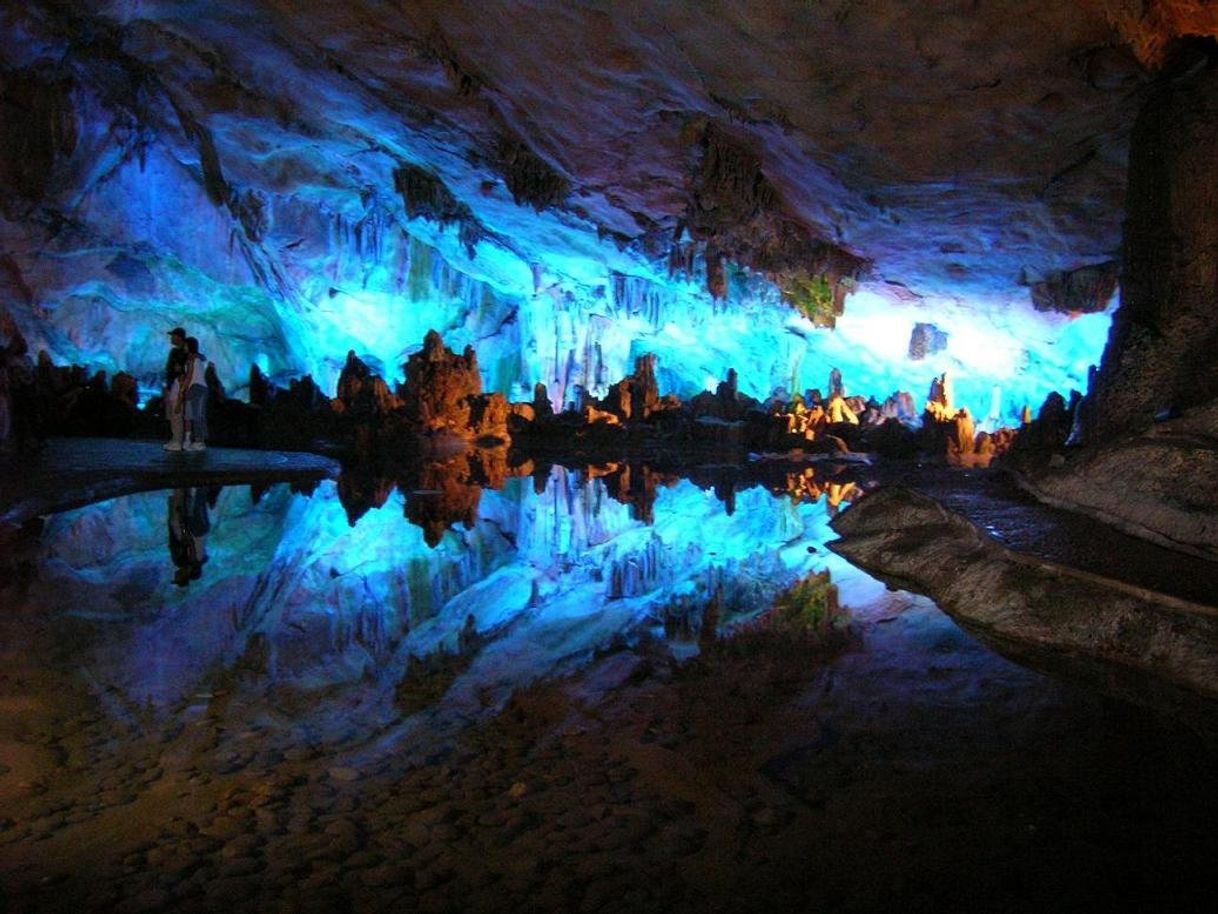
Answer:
[3, 587, 1216, 914]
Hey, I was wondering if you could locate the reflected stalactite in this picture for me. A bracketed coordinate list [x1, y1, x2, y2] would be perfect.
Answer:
[337, 471, 393, 527]
[595, 462, 675, 524]
[4, 455, 876, 733]
[606, 534, 665, 600]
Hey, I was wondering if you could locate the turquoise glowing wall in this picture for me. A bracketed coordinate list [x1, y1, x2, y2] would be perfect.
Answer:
[0, 53, 1110, 427]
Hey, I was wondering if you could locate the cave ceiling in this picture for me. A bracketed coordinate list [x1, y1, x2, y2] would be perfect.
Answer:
[6, 0, 1218, 416]
[3, 0, 1159, 303]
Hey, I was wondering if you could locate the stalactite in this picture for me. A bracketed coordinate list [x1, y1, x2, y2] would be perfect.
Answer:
[393, 163, 483, 258]
[491, 137, 569, 211]
[1029, 261, 1119, 314]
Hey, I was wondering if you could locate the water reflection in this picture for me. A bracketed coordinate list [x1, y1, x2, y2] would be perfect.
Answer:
[5, 458, 1216, 914]
[1, 461, 880, 733]
[167, 487, 212, 587]
[335, 454, 867, 542]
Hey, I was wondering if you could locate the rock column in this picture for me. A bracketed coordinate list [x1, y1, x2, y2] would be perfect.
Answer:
[1085, 50, 1218, 441]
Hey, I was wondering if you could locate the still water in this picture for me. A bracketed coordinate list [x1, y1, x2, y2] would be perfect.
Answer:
[1, 469, 873, 727]
[2, 467, 1217, 912]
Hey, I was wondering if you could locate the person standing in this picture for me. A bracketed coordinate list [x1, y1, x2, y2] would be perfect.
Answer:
[163, 327, 188, 451]
[181, 336, 209, 451]
[1, 312, 29, 451]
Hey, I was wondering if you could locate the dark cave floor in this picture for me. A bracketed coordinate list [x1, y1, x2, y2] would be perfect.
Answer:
[2, 589, 1215, 914]
[1, 439, 1216, 913]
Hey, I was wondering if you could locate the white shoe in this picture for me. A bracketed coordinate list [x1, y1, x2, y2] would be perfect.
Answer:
[187, 441, 207, 451]
[163, 441, 183, 452]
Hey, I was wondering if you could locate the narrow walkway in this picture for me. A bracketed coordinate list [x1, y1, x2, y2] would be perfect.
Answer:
[867, 464, 1218, 609]
[0, 437, 341, 525]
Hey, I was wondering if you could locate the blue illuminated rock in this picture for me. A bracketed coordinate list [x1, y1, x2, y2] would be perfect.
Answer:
[0, 0, 1127, 434]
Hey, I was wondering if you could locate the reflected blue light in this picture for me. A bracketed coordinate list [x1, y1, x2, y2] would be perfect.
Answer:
[18, 471, 874, 717]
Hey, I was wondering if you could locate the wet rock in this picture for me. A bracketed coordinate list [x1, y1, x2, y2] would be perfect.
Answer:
[217, 855, 264, 878]
[203, 815, 246, 840]
[121, 887, 170, 912]
[828, 486, 1218, 707]
[1021, 402, 1218, 559]
[221, 833, 262, 859]
[206, 875, 259, 905]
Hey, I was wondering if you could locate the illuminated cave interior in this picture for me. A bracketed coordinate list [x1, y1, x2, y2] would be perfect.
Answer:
[0, 0, 1128, 425]
[2, 2, 1218, 913]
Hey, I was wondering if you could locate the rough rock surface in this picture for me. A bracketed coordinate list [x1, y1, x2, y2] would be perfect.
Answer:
[1083, 50, 1218, 441]
[1022, 49, 1218, 550]
[0, 0, 1159, 343]
[828, 486, 1218, 708]
[1023, 403, 1218, 559]
[400, 330, 508, 442]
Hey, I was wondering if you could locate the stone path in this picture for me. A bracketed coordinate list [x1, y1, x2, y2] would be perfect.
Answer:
[0, 438, 341, 524]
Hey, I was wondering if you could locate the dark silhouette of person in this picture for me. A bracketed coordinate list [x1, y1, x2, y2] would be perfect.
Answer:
[168, 486, 210, 586]
[163, 327, 189, 451]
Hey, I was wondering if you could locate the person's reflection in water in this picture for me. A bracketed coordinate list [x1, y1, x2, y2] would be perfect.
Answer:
[168, 486, 211, 586]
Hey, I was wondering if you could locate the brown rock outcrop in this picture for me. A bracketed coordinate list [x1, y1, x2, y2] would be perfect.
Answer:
[828, 486, 1218, 707]
[399, 330, 507, 442]
[1029, 261, 1119, 314]
[1021, 403, 1218, 559]
[1080, 51, 1218, 443]
[1020, 49, 1218, 555]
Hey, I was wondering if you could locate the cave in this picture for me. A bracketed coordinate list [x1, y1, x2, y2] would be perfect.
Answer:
[1, 2, 1217, 912]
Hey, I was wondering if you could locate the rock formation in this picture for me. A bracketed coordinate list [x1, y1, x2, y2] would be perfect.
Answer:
[828, 487, 1218, 717]
[1081, 48, 1218, 442]
[1023, 45, 1218, 556]
[399, 330, 508, 443]
[907, 323, 949, 360]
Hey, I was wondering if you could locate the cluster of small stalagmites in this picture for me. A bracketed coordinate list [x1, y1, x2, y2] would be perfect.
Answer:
[323, 331, 509, 445]
[920, 372, 1019, 468]
[1, 338, 148, 444]
[764, 366, 924, 457]
[775, 389, 860, 441]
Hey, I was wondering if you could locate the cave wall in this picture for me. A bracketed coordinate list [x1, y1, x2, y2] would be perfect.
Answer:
[0, 1, 1113, 424]
[1085, 50, 1218, 440]
[1024, 46, 1218, 558]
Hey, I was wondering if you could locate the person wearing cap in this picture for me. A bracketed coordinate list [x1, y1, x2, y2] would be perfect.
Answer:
[163, 327, 188, 451]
